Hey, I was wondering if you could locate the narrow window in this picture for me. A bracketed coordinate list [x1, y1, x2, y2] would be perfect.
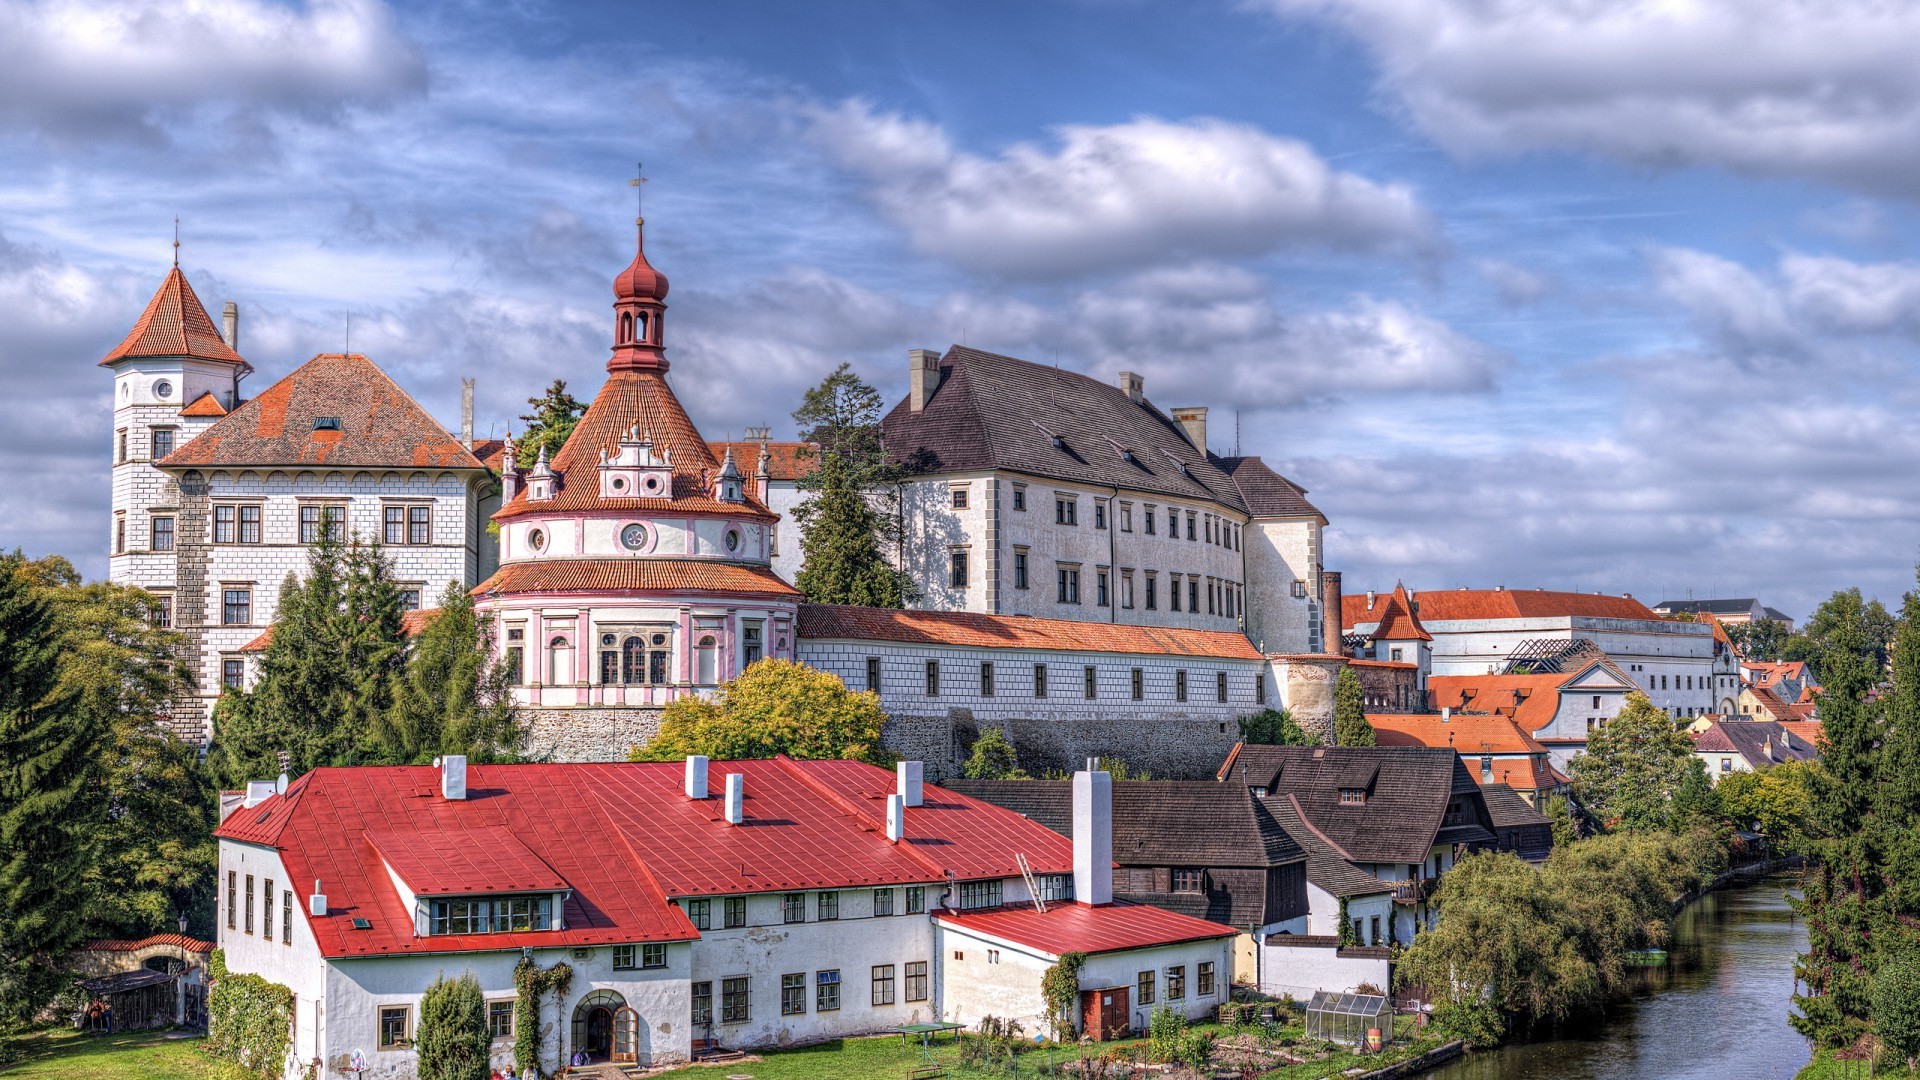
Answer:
[925, 660, 939, 697]
[782, 973, 806, 1015]
[691, 982, 713, 1026]
[1034, 664, 1048, 698]
[213, 505, 236, 544]
[906, 961, 929, 1002]
[742, 620, 764, 666]
[1120, 505, 1132, 531]
[871, 965, 896, 1006]
[1084, 666, 1097, 700]
[1256, 677, 1267, 706]
[238, 505, 261, 544]
[1012, 485, 1026, 511]
[116, 429, 128, 463]
[1096, 570, 1110, 607]
[1121, 572, 1134, 609]
[816, 970, 841, 1011]
[114, 514, 126, 554]
[227, 871, 236, 929]
[1131, 669, 1143, 701]
[817, 891, 839, 921]
[384, 505, 404, 545]
[282, 891, 292, 944]
[906, 886, 926, 914]
[1168, 509, 1178, 536]
[1145, 506, 1156, 535]
[245, 875, 255, 934]
[697, 635, 718, 684]
[721, 977, 750, 1023]
[1217, 671, 1228, 703]
[1176, 671, 1188, 702]
[873, 889, 894, 917]
[151, 515, 174, 552]
[866, 656, 881, 693]
[1186, 512, 1196, 540]
[1145, 575, 1157, 610]
[1014, 550, 1029, 589]
[263, 878, 274, 941]
[1167, 965, 1186, 1001]
[1188, 579, 1199, 612]
[949, 549, 969, 588]
[980, 662, 994, 696]
[1170, 575, 1181, 612]
[685, 898, 711, 930]
[1094, 501, 1107, 529]
[783, 892, 806, 924]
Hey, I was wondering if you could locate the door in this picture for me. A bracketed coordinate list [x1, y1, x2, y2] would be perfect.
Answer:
[612, 1007, 639, 1064]
[586, 1007, 613, 1060]
[1079, 985, 1131, 1041]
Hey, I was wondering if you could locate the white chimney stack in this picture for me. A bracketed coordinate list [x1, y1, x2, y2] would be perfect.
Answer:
[243, 780, 276, 808]
[309, 879, 327, 917]
[460, 378, 475, 450]
[897, 761, 924, 808]
[441, 755, 467, 800]
[685, 755, 710, 800]
[1441, 707, 1452, 722]
[886, 793, 906, 843]
[1072, 769, 1114, 906]
[1170, 406, 1208, 452]
[222, 301, 239, 351]
[724, 773, 744, 825]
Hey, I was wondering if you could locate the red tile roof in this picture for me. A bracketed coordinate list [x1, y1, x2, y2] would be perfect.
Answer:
[473, 560, 801, 599]
[1427, 673, 1585, 733]
[798, 603, 1263, 660]
[494, 370, 775, 522]
[242, 608, 436, 652]
[161, 354, 484, 470]
[1369, 713, 1547, 755]
[80, 933, 215, 954]
[1346, 588, 1658, 628]
[1476, 756, 1568, 792]
[99, 267, 250, 371]
[1368, 584, 1431, 641]
[707, 440, 818, 482]
[470, 438, 508, 472]
[934, 901, 1237, 958]
[178, 391, 230, 418]
[215, 758, 1077, 959]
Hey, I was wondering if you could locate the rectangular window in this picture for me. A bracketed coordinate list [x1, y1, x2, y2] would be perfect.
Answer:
[1186, 512, 1197, 540]
[816, 970, 841, 1012]
[1055, 497, 1076, 525]
[1121, 572, 1134, 609]
[116, 429, 127, 463]
[642, 944, 666, 971]
[980, 662, 994, 696]
[1172, 869, 1203, 894]
[227, 871, 236, 929]
[1197, 961, 1216, 998]
[949, 549, 969, 588]
[245, 875, 254, 934]
[1094, 501, 1107, 529]
[957, 879, 1003, 910]
[1217, 671, 1228, 703]
[721, 977, 750, 1023]
[951, 486, 969, 510]
[1131, 668, 1144, 701]
[1176, 671, 1188, 702]
[1014, 550, 1029, 589]
[408, 506, 431, 545]
[1169, 575, 1181, 611]
[1057, 567, 1080, 604]
[1145, 575, 1157, 610]
[925, 660, 940, 697]
[871, 965, 896, 1006]
[1096, 571, 1110, 607]
[1145, 506, 1156, 535]
[1084, 666, 1097, 699]
[1256, 677, 1267, 705]
[742, 621, 764, 666]
[1136, 970, 1156, 1006]
[1371, 916, 1381, 945]
[384, 505, 404, 545]
[505, 646, 524, 685]
[613, 945, 637, 970]
[874, 888, 894, 917]
[1592, 695, 1602, 709]
[1120, 504, 1133, 532]
[282, 889, 292, 945]
[213, 505, 235, 544]
[1167, 965, 1186, 1001]
[488, 1000, 514, 1040]
[238, 505, 260, 544]
[782, 973, 806, 1016]
[222, 659, 244, 690]
[1189, 579, 1199, 613]
[906, 886, 926, 914]
[1012, 485, 1026, 511]
[691, 982, 713, 1026]
[300, 504, 345, 544]
[783, 893, 806, 924]
[379, 1006, 410, 1050]
[152, 593, 173, 629]
[398, 588, 422, 612]
[152, 515, 175, 552]
[1034, 664, 1048, 698]
[817, 891, 839, 921]
[1339, 788, 1366, 805]
[1036, 875, 1074, 902]
[427, 895, 554, 934]
[866, 656, 881, 693]
[905, 961, 929, 1002]
[1168, 509, 1179, 536]
[685, 898, 711, 930]
[263, 878, 274, 941]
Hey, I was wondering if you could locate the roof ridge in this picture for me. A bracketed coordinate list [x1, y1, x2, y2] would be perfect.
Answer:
[1285, 793, 1355, 861]
[769, 757, 952, 880]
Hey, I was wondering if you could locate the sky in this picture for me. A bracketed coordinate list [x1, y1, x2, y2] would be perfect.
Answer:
[6, 0, 1920, 620]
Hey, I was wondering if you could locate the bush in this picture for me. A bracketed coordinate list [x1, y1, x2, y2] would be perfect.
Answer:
[1147, 1004, 1187, 1063]
[417, 971, 490, 1080]
[1430, 999, 1505, 1048]
[205, 950, 294, 1078]
[1874, 949, 1920, 1071]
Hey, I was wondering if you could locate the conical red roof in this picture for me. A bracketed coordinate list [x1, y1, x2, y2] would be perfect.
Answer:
[99, 267, 250, 371]
[613, 220, 669, 302]
[1371, 584, 1432, 642]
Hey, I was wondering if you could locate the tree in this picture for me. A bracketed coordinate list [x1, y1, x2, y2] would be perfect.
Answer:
[791, 364, 914, 607]
[1568, 692, 1703, 832]
[963, 727, 1025, 779]
[1239, 708, 1313, 746]
[0, 554, 105, 1026]
[1543, 794, 1581, 849]
[1726, 618, 1794, 663]
[1332, 667, 1374, 747]
[416, 971, 490, 1080]
[515, 379, 586, 470]
[375, 583, 521, 764]
[633, 659, 889, 764]
[1714, 761, 1815, 851]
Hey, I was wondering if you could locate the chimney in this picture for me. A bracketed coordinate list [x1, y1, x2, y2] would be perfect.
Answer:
[1170, 407, 1208, 452]
[685, 755, 710, 800]
[886, 793, 906, 843]
[1072, 768, 1114, 906]
[1321, 570, 1344, 658]
[1118, 371, 1145, 403]
[222, 302, 239, 351]
[460, 378, 475, 450]
[1441, 707, 1452, 722]
[909, 349, 943, 412]
[896, 760, 924, 808]
[724, 773, 744, 825]
[309, 879, 327, 917]
[440, 755, 468, 800]
[243, 780, 276, 808]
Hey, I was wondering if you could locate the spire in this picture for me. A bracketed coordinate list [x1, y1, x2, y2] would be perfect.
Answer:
[610, 170, 670, 373]
[99, 266, 252, 371]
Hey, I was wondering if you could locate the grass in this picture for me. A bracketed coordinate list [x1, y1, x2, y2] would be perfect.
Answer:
[1796, 1046, 1919, 1078]
[0, 1027, 252, 1079]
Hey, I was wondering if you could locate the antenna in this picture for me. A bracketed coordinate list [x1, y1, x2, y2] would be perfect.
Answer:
[344, 312, 351, 356]
[1235, 410, 1242, 456]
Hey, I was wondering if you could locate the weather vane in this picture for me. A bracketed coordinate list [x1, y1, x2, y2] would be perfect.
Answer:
[172, 217, 180, 267]
[629, 162, 647, 225]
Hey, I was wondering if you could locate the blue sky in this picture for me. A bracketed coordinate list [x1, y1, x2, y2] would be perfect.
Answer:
[6, 0, 1920, 619]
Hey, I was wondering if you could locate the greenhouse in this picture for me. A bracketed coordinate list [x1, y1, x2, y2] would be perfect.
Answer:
[1303, 990, 1392, 1046]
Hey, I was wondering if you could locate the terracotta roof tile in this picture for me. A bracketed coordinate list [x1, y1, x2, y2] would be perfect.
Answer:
[242, 608, 436, 652]
[934, 901, 1237, 958]
[1427, 674, 1582, 732]
[1368, 584, 1432, 642]
[474, 559, 800, 598]
[1346, 588, 1659, 628]
[178, 391, 230, 417]
[160, 354, 483, 471]
[1369, 713, 1546, 755]
[798, 603, 1262, 660]
[80, 933, 215, 954]
[99, 268, 250, 371]
[708, 441, 819, 482]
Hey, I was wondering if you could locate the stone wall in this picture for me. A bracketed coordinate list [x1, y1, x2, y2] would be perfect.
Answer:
[881, 708, 1239, 781]
[522, 707, 663, 762]
[1271, 655, 1344, 742]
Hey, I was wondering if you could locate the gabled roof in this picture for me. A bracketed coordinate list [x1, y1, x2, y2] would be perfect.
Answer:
[473, 560, 800, 600]
[935, 900, 1236, 959]
[1219, 745, 1495, 864]
[1369, 713, 1546, 756]
[708, 440, 818, 482]
[943, 780, 1303, 869]
[1428, 658, 1635, 733]
[178, 391, 230, 418]
[1213, 456, 1325, 521]
[1345, 588, 1659, 629]
[160, 354, 483, 470]
[798, 603, 1262, 660]
[1368, 584, 1431, 642]
[99, 267, 251, 372]
[1692, 719, 1821, 768]
[880, 347, 1248, 512]
[1257, 795, 1394, 898]
[493, 370, 775, 522]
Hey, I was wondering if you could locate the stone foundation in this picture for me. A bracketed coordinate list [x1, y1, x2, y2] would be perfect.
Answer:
[522, 707, 663, 762]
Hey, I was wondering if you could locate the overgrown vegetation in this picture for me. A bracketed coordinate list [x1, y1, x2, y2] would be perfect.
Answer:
[512, 956, 572, 1078]
[204, 950, 293, 1078]
[417, 971, 490, 1080]
[1040, 951, 1085, 1039]
[1569, 691, 1714, 832]
[789, 363, 915, 607]
[1332, 667, 1375, 746]
[1239, 708, 1314, 746]
[633, 658, 889, 764]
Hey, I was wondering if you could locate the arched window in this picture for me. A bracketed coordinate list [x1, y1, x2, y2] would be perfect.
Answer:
[697, 635, 718, 684]
[620, 313, 633, 342]
[548, 635, 572, 686]
[635, 312, 650, 341]
[622, 637, 645, 685]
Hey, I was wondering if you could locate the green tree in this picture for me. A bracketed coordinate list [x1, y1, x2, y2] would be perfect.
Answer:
[1568, 692, 1703, 832]
[1543, 794, 1581, 849]
[1725, 618, 1794, 662]
[1238, 708, 1313, 746]
[375, 583, 521, 764]
[1332, 667, 1374, 747]
[633, 658, 889, 764]
[1875, 946, 1920, 1072]
[1714, 761, 1815, 851]
[963, 727, 1025, 779]
[515, 379, 587, 470]
[790, 363, 914, 607]
[416, 971, 490, 1080]
[0, 554, 105, 1026]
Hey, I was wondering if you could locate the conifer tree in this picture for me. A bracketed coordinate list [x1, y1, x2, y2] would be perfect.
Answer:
[515, 379, 586, 470]
[376, 583, 520, 763]
[0, 554, 105, 1025]
[1332, 666, 1374, 746]
[790, 364, 914, 607]
[1879, 574, 1920, 916]
[416, 971, 490, 1080]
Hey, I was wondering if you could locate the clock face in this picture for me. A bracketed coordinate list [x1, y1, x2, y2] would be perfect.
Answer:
[620, 523, 648, 550]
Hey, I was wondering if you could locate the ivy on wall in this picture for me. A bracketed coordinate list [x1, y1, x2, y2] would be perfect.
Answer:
[205, 949, 294, 1079]
[1338, 897, 1356, 947]
[1040, 951, 1086, 1039]
[512, 956, 573, 1079]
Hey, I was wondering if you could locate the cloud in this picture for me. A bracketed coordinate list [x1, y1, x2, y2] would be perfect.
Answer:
[1263, 0, 1920, 198]
[1650, 246, 1920, 363]
[0, 0, 426, 141]
[809, 101, 1436, 278]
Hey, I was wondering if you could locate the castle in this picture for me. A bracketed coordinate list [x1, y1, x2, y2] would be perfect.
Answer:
[104, 214, 1348, 777]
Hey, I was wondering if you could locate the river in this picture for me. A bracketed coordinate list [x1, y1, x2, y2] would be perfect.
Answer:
[1422, 874, 1811, 1080]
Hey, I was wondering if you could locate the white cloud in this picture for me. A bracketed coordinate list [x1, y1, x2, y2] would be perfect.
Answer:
[1263, 0, 1920, 197]
[809, 101, 1436, 278]
[1651, 246, 1920, 360]
[0, 0, 426, 140]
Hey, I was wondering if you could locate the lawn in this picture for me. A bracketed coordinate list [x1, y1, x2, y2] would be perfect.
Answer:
[0, 1027, 252, 1079]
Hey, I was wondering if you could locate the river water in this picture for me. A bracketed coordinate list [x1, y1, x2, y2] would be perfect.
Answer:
[1423, 874, 1811, 1080]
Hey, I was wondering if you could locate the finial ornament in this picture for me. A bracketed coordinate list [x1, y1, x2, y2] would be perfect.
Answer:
[172, 217, 180, 267]
[629, 162, 648, 226]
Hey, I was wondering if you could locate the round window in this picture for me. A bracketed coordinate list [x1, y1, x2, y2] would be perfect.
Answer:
[620, 523, 647, 550]
[650, 633, 667, 646]
[529, 528, 547, 552]
[642, 474, 663, 495]
[612, 476, 627, 492]
[601, 634, 616, 647]
[154, 379, 173, 399]
[725, 528, 740, 552]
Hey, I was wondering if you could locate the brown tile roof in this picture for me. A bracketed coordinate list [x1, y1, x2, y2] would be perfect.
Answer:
[798, 603, 1263, 660]
[1694, 719, 1821, 768]
[178, 391, 230, 417]
[1368, 584, 1431, 641]
[99, 267, 251, 371]
[474, 559, 800, 599]
[880, 347, 1249, 511]
[1345, 588, 1659, 628]
[708, 440, 819, 482]
[1256, 795, 1395, 898]
[1213, 455, 1324, 520]
[160, 354, 483, 470]
[494, 370, 775, 522]
[1218, 744, 1495, 864]
[1369, 713, 1546, 755]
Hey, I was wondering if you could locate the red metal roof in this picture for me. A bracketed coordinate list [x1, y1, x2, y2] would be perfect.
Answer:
[473, 560, 800, 599]
[1346, 588, 1658, 628]
[935, 901, 1237, 958]
[798, 603, 1262, 660]
[99, 267, 250, 371]
[367, 825, 568, 895]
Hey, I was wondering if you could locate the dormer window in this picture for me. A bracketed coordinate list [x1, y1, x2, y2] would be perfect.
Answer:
[1338, 788, 1367, 805]
[313, 417, 342, 432]
[428, 894, 554, 935]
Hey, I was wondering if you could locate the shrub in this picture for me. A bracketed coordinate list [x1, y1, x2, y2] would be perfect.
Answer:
[205, 950, 294, 1078]
[1147, 1004, 1187, 1063]
[1430, 998, 1505, 1049]
[1874, 949, 1920, 1070]
[417, 971, 490, 1080]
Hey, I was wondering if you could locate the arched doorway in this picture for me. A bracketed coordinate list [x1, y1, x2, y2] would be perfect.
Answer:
[571, 990, 624, 1063]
